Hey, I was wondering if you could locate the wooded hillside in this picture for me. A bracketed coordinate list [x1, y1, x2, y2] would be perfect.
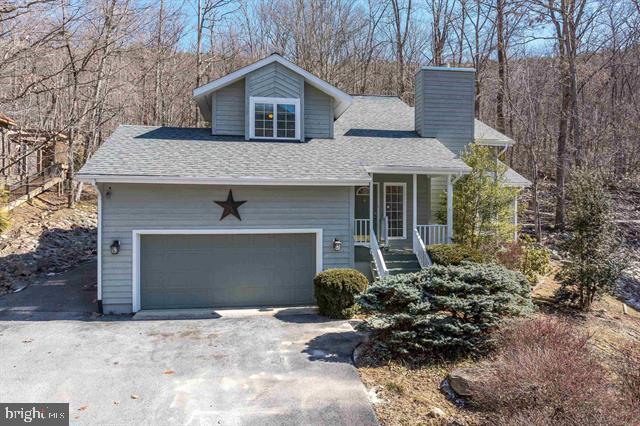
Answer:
[1, 0, 639, 229]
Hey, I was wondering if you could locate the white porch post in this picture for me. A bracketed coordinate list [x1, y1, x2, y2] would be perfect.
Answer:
[412, 174, 417, 234]
[447, 174, 453, 243]
[513, 195, 518, 241]
[369, 175, 374, 237]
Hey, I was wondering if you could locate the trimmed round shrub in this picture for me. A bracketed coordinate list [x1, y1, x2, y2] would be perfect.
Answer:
[357, 262, 534, 358]
[314, 268, 368, 319]
[427, 243, 484, 266]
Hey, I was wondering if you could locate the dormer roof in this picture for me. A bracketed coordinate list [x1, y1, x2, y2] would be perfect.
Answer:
[192, 53, 352, 121]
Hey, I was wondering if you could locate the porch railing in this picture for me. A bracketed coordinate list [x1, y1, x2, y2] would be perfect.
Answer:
[416, 224, 448, 246]
[354, 219, 371, 245]
[412, 228, 432, 268]
[382, 216, 389, 247]
[370, 227, 388, 278]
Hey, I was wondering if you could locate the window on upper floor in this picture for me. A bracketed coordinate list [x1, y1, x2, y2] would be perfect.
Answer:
[249, 97, 300, 140]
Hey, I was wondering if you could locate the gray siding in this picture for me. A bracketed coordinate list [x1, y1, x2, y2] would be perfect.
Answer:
[98, 183, 353, 313]
[244, 63, 305, 140]
[246, 62, 303, 98]
[415, 68, 475, 155]
[417, 175, 431, 224]
[212, 79, 245, 136]
[208, 64, 335, 140]
[430, 175, 447, 222]
[414, 72, 423, 135]
[304, 83, 333, 139]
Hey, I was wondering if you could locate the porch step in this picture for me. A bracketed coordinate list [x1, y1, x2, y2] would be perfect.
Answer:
[378, 249, 423, 276]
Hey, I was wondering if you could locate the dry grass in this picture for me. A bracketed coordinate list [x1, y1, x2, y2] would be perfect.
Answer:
[357, 261, 640, 425]
[532, 263, 640, 359]
[356, 352, 480, 425]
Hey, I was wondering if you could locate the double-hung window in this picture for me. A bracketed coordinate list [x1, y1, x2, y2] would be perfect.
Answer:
[250, 97, 301, 140]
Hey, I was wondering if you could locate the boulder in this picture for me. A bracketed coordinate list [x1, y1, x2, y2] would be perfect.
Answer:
[447, 368, 482, 397]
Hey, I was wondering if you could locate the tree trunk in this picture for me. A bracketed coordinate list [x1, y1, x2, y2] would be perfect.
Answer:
[194, 0, 204, 127]
[67, 127, 75, 208]
[496, 0, 506, 133]
[154, 0, 165, 125]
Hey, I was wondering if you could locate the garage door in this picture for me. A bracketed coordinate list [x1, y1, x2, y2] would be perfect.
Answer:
[140, 233, 317, 309]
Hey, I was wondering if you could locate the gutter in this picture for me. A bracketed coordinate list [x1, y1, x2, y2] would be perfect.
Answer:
[76, 175, 371, 187]
[364, 166, 472, 175]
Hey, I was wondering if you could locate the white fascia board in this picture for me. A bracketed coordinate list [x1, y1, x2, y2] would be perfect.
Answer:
[192, 54, 352, 119]
[419, 66, 476, 73]
[365, 166, 471, 175]
[475, 138, 515, 146]
[75, 174, 371, 186]
[504, 182, 532, 188]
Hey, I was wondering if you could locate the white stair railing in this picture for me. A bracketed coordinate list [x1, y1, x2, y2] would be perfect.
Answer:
[416, 224, 448, 246]
[382, 216, 389, 247]
[413, 228, 432, 268]
[354, 219, 371, 245]
[370, 227, 388, 278]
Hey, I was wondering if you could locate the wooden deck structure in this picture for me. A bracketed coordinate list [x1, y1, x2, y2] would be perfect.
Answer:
[1, 115, 69, 210]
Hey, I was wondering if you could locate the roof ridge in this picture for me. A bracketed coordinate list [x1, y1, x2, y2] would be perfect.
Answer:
[350, 94, 400, 99]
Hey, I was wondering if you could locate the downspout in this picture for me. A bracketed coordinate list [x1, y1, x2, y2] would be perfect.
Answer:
[94, 180, 103, 314]
[452, 172, 464, 185]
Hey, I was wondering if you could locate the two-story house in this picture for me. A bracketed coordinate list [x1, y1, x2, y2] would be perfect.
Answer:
[78, 53, 529, 314]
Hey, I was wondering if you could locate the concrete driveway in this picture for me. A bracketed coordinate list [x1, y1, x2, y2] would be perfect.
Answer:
[0, 265, 377, 425]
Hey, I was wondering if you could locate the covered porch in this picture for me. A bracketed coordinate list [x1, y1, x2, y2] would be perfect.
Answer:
[352, 170, 461, 277]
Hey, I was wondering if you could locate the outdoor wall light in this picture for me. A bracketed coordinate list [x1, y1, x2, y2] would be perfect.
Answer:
[110, 240, 120, 255]
[333, 238, 342, 252]
[105, 186, 112, 199]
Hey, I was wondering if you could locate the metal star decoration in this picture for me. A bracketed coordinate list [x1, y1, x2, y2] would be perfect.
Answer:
[214, 190, 246, 221]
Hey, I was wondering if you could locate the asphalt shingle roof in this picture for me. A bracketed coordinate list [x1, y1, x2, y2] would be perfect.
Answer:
[78, 96, 471, 183]
[502, 161, 532, 187]
[474, 119, 514, 145]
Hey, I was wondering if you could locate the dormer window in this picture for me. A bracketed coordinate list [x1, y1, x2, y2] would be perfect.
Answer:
[249, 97, 301, 140]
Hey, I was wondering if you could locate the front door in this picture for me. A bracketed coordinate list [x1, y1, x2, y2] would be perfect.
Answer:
[384, 183, 406, 239]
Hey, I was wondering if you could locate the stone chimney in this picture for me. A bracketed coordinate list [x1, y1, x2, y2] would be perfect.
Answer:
[414, 67, 475, 155]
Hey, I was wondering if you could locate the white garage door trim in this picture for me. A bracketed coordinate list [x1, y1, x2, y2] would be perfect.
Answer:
[131, 228, 324, 312]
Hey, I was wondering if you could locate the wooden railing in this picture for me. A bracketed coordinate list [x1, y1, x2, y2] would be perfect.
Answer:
[412, 227, 432, 268]
[354, 219, 371, 245]
[370, 227, 388, 278]
[416, 224, 448, 245]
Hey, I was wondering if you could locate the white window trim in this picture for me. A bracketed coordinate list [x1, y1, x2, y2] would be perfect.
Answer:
[249, 96, 301, 140]
[131, 228, 323, 312]
[383, 182, 407, 240]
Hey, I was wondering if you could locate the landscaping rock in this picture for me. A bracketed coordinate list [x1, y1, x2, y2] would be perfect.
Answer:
[428, 407, 446, 419]
[367, 386, 384, 405]
[616, 261, 640, 311]
[448, 368, 481, 397]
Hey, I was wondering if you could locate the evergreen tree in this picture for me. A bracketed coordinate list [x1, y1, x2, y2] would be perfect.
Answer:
[439, 145, 519, 250]
[358, 262, 534, 358]
[556, 169, 625, 310]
